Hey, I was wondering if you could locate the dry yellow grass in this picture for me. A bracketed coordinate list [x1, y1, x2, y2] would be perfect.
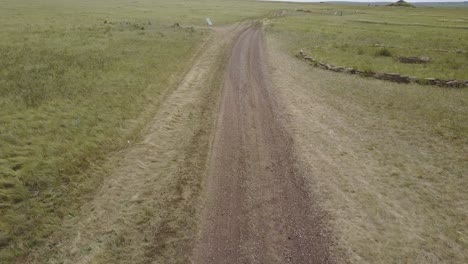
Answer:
[266, 34, 467, 264]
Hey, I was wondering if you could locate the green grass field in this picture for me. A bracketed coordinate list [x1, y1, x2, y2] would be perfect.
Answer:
[0, 0, 467, 262]
[266, 5, 468, 80]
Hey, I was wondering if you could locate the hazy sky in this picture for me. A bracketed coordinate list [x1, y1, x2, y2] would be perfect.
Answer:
[264, 0, 466, 2]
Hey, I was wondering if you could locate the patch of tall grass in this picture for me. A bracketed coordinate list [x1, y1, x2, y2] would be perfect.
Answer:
[375, 47, 392, 57]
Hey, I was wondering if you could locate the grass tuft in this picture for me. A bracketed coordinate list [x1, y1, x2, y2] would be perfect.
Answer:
[375, 47, 392, 57]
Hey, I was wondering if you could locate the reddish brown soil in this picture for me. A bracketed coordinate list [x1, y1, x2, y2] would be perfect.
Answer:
[193, 26, 335, 264]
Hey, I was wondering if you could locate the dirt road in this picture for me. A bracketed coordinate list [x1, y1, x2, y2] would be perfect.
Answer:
[193, 26, 334, 264]
[23, 24, 334, 264]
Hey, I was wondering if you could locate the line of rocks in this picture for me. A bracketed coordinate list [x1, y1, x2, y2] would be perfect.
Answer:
[397, 56, 430, 64]
[297, 50, 468, 88]
[373, 44, 466, 54]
